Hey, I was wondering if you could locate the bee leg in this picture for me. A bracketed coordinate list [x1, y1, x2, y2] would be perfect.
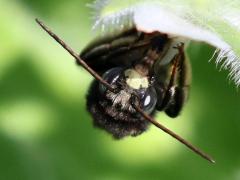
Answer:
[165, 46, 191, 118]
[155, 72, 177, 113]
[155, 43, 183, 111]
[155, 43, 191, 117]
[165, 86, 189, 118]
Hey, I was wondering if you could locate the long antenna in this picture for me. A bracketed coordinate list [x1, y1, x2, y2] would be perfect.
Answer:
[35, 18, 215, 163]
[133, 103, 215, 163]
[35, 18, 115, 92]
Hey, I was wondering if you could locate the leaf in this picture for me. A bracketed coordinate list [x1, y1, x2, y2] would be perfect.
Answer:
[90, 0, 240, 85]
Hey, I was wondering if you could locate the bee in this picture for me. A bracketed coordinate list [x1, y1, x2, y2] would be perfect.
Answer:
[36, 19, 214, 163]
[80, 29, 191, 139]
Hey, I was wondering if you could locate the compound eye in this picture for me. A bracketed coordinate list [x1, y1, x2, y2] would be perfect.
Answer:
[99, 67, 123, 94]
[138, 87, 157, 114]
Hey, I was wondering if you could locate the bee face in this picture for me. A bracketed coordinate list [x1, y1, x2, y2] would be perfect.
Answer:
[86, 67, 158, 138]
[81, 29, 191, 138]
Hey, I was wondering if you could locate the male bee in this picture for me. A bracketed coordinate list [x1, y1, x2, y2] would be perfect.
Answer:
[36, 19, 214, 163]
[80, 29, 191, 139]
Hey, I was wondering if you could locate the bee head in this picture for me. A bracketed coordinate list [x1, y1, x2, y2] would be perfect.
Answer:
[85, 67, 157, 138]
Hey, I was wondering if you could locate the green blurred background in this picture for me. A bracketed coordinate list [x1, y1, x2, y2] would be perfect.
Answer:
[1, 0, 240, 180]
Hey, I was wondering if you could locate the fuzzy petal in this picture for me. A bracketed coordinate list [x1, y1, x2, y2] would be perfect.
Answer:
[91, 0, 240, 85]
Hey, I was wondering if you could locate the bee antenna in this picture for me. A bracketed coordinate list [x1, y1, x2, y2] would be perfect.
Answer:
[35, 18, 115, 92]
[131, 96, 215, 164]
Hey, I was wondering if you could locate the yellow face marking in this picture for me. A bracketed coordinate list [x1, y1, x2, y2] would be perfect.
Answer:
[124, 69, 149, 89]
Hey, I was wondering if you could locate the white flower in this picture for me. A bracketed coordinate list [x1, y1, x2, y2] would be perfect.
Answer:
[90, 0, 240, 85]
